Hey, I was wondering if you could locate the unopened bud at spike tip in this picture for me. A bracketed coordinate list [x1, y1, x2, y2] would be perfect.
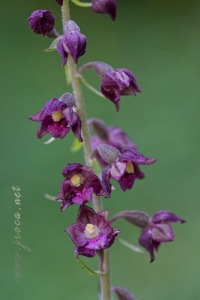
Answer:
[27, 10, 55, 36]
[91, 0, 117, 21]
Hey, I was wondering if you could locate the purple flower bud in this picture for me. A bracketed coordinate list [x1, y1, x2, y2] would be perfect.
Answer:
[29, 94, 82, 141]
[111, 286, 136, 300]
[94, 146, 157, 192]
[56, 20, 87, 65]
[27, 10, 55, 36]
[88, 118, 137, 165]
[56, 163, 110, 211]
[101, 68, 142, 111]
[65, 205, 121, 257]
[93, 144, 121, 165]
[91, 0, 117, 21]
[55, 0, 63, 5]
[59, 92, 75, 107]
[139, 210, 186, 262]
[78, 62, 141, 111]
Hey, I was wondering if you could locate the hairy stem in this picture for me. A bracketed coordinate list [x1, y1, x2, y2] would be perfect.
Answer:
[61, 1, 111, 300]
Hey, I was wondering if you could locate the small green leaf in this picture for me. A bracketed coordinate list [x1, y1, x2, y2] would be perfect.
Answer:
[90, 158, 102, 177]
[76, 257, 103, 275]
[70, 0, 92, 7]
[119, 238, 145, 254]
[42, 36, 61, 52]
[71, 138, 83, 152]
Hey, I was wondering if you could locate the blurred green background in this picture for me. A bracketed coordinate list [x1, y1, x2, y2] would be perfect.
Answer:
[1, 0, 200, 299]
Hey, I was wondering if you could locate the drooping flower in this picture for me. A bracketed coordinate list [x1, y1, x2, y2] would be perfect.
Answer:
[29, 93, 82, 141]
[65, 205, 121, 257]
[91, 0, 117, 21]
[139, 210, 186, 262]
[27, 10, 55, 36]
[56, 163, 110, 211]
[101, 68, 141, 111]
[111, 286, 136, 300]
[93, 144, 157, 192]
[110, 209, 185, 262]
[78, 62, 141, 111]
[55, 0, 63, 5]
[56, 20, 87, 65]
[88, 118, 137, 166]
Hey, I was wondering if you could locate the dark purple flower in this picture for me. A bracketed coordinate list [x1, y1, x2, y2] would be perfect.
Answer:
[55, 0, 63, 5]
[101, 68, 142, 111]
[56, 163, 110, 211]
[56, 20, 87, 65]
[29, 93, 82, 141]
[88, 118, 137, 165]
[111, 209, 185, 262]
[95, 145, 157, 192]
[78, 62, 141, 111]
[27, 10, 55, 35]
[91, 0, 117, 21]
[65, 205, 121, 257]
[139, 210, 186, 262]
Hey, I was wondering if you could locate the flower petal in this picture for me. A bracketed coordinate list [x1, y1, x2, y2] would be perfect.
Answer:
[110, 161, 127, 180]
[102, 166, 112, 195]
[62, 107, 83, 142]
[152, 223, 174, 242]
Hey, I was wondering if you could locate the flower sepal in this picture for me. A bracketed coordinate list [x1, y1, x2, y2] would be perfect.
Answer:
[111, 286, 136, 300]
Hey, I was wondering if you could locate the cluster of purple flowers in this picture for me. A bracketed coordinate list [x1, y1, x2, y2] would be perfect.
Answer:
[28, 1, 185, 298]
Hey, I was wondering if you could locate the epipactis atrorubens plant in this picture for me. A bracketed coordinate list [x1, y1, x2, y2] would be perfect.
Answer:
[27, 1, 185, 299]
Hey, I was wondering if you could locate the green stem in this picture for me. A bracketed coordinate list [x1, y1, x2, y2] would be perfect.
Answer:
[61, 1, 111, 300]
